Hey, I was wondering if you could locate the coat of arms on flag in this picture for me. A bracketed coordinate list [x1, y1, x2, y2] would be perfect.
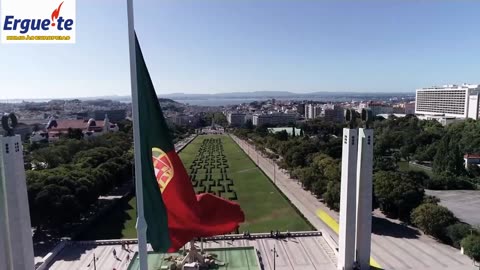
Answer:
[152, 147, 174, 192]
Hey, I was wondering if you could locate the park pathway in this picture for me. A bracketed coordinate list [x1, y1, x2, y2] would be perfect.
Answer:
[231, 134, 477, 270]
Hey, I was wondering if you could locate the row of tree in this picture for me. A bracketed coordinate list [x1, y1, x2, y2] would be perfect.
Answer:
[25, 118, 196, 231]
[233, 116, 480, 262]
[234, 120, 344, 210]
[26, 131, 133, 229]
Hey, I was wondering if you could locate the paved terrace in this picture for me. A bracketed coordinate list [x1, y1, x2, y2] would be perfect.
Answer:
[426, 189, 480, 226]
[232, 135, 479, 270]
[40, 232, 337, 270]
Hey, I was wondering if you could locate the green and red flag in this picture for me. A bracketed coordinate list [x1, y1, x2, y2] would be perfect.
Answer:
[135, 35, 245, 252]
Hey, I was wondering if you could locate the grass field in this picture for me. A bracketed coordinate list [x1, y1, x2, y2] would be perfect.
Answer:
[398, 160, 433, 176]
[180, 135, 311, 232]
[78, 134, 311, 240]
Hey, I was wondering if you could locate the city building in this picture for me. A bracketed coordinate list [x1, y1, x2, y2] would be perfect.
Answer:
[167, 114, 200, 127]
[323, 105, 344, 123]
[393, 102, 415, 114]
[296, 103, 305, 116]
[252, 113, 296, 126]
[305, 104, 314, 119]
[226, 112, 246, 126]
[89, 109, 127, 122]
[268, 127, 302, 136]
[305, 104, 322, 119]
[377, 113, 407, 119]
[415, 84, 480, 120]
[366, 102, 393, 116]
[405, 101, 416, 115]
[464, 154, 480, 169]
[29, 131, 49, 143]
[31, 115, 119, 143]
[417, 115, 463, 126]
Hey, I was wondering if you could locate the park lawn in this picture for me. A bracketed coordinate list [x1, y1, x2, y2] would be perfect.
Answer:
[79, 134, 311, 240]
[398, 160, 433, 177]
[179, 135, 312, 232]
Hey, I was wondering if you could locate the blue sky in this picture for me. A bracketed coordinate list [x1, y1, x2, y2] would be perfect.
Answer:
[1, 0, 480, 99]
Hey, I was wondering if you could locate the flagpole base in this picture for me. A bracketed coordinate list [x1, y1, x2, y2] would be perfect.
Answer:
[174, 240, 225, 269]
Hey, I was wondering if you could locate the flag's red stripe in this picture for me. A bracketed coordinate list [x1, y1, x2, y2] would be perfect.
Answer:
[161, 150, 245, 251]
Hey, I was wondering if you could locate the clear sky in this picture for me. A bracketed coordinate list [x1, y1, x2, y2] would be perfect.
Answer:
[1, 0, 480, 99]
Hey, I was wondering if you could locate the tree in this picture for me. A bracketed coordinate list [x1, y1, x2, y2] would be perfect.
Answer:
[422, 195, 440, 204]
[34, 184, 75, 226]
[274, 130, 289, 141]
[295, 167, 318, 190]
[374, 156, 398, 172]
[31, 145, 71, 168]
[405, 170, 431, 188]
[243, 119, 254, 130]
[446, 223, 473, 248]
[433, 135, 466, 176]
[413, 143, 439, 163]
[411, 203, 457, 239]
[117, 119, 133, 133]
[25, 129, 134, 230]
[461, 235, 480, 263]
[324, 137, 342, 159]
[427, 173, 476, 190]
[66, 128, 84, 140]
[323, 181, 341, 211]
[311, 177, 328, 198]
[374, 171, 424, 220]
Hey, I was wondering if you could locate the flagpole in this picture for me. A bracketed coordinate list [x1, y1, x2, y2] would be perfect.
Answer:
[126, 0, 148, 269]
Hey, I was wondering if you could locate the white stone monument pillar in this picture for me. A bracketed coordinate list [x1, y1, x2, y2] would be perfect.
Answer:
[0, 148, 10, 270]
[338, 127, 358, 270]
[355, 128, 373, 269]
[0, 115, 35, 270]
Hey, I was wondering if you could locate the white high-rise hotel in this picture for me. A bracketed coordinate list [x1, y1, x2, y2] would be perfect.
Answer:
[415, 84, 480, 123]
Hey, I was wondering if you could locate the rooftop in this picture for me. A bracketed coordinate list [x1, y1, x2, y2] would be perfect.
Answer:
[418, 84, 480, 90]
[127, 247, 260, 270]
[48, 119, 108, 131]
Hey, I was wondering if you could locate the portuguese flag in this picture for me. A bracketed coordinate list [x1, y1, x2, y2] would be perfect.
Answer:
[135, 35, 245, 252]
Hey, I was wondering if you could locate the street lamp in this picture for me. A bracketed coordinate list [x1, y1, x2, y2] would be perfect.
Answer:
[271, 245, 279, 270]
[87, 253, 97, 270]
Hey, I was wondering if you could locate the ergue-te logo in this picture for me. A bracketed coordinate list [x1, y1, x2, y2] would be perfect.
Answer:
[3, 2, 74, 34]
[1, 0, 76, 44]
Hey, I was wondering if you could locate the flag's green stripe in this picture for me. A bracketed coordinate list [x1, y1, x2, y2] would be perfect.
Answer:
[136, 34, 171, 252]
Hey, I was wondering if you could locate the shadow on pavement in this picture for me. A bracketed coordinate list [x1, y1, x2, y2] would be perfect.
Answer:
[372, 216, 419, 239]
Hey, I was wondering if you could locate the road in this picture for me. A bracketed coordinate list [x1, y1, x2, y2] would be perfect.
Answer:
[231, 135, 477, 270]
[175, 134, 197, 152]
